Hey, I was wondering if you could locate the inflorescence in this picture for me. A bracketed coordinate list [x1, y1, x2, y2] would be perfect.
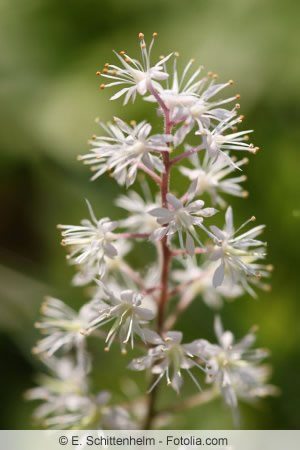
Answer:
[27, 32, 277, 430]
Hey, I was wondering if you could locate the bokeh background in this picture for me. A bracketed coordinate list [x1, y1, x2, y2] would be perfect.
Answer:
[1, 0, 300, 429]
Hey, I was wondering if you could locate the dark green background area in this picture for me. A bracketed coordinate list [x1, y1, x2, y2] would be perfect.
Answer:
[0, 0, 299, 429]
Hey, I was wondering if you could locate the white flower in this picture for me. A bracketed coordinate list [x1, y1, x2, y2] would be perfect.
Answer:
[58, 201, 118, 279]
[145, 57, 240, 145]
[73, 239, 132, 287]
[171, 82, 239, 146]
[99, 33, 172, 105]
[210, 206, 267, 288]
[199, 114, 258, 169]
[180, 151, 249, 208]
[83, 287, 155, 353]
[78, 118, 170, 187]
[184, 80, 238, 130]
[173, 259, 243, 309]
[25, 357, 99, 429]
[129, 331, 205, 393]
[33, 297, 102, 357]
[145, 57, 204, 114]
[201, 317, 275, 421]
[116, 189, 160, 233]
[26, 356, 137, 430]
[146, 58, 237, 122]
[149, 182, 217, 255]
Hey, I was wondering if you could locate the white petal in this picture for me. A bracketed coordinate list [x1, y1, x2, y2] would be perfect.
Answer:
[210, 226, 226, 241]
[103, 242, 118, 258]
[148, 208, 173, 220]
[137, 307, 155, 321]
[166, 331, 183, 343]
[167, 193, 182, 210]
[220, 331, 234, 349]
[110, 87, 130, 101]
[212, 261, 225, 288]
[186, 233, 195, 256]
[142, 329, 163, 345]
[200, 207, 218, 217]
[150, 227, 168, 241]
[225, 206, 234, 235]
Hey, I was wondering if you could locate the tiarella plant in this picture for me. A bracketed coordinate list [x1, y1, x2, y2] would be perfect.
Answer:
[27, 33, 278, 430]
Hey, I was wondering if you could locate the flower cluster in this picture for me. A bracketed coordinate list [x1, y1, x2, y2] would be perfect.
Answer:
[149, 180, 217, 255]
[202, 317, 278, 424]
[28, 33, 276, 430]
[78, 118, 170, 187]
[82, 286, 156, 353]
[57, 200, 118, 281]
[25, 357, 135, 429]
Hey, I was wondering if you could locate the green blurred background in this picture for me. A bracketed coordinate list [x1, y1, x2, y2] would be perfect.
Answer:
[1, 0, 300, 429]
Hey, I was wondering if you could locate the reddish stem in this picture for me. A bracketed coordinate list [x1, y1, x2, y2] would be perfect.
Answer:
[144, 81, 173, 429]
[147, 81, 173, 333]
[169, 144, 204, 166]
[112, 232, 150, 240]
[138, 162, 162, 186]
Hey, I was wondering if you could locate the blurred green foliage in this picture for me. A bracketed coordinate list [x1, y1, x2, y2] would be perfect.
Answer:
[1, 0, 300, 429]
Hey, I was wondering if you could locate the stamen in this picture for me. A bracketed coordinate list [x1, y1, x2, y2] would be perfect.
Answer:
[138, 32, 144, 40]
[232, 215, 256, 237]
